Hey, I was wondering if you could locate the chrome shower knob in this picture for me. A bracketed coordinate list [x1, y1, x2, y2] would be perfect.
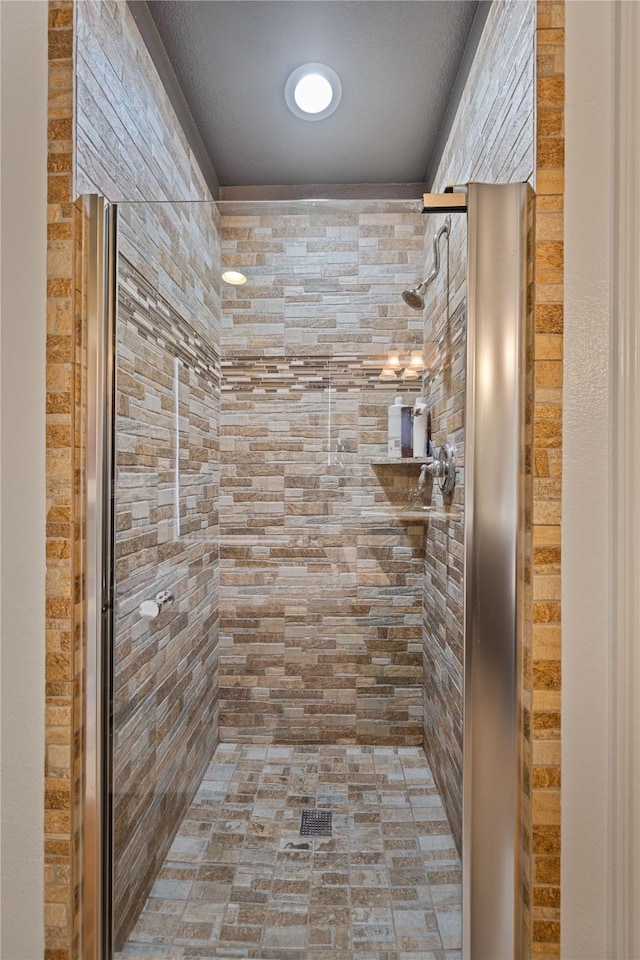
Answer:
[425, 443, 456, 497]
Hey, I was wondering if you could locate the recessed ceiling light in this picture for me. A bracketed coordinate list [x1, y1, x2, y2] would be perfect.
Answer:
[222, 270, 247, 286]
[294, 73, 332, 114]
[285, 63, 342, 121]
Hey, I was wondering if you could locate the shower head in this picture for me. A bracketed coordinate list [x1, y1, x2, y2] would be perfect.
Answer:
[401, 216, 451, 311]
[402, 288, 426, 311]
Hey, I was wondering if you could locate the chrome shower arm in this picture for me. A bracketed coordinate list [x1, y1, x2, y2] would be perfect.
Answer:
[415, 216, 451, 295]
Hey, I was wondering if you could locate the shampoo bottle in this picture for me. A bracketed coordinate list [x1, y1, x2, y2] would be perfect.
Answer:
[401, 404, 413, 458]
[412, 398, 428, 458]
[387, 396, 403, 458]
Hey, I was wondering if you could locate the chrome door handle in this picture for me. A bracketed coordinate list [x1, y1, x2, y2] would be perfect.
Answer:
[138, 590, 174, 621]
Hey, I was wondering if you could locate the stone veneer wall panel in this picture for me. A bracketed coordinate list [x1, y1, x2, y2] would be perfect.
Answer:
[421, 0, 536, 853]
[420, 1, 565, 954]
[219, 205, 428, 744]
[75, 1, 211, 202]
[46, 6, 78, 956]
[526, 4, 564, 956]
[46, 1, 222, 955]
[43, 1, 565, 955]
[112, 253, 220, 947]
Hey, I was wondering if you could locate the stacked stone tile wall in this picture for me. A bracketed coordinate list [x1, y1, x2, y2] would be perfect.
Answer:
[110, 202, 222, 950]
[218, 204, 429, 744]
[527, 4, 565, 955]
[421, 2, 566, 954]
[46, 2, 222, 956]
[75, 1, 211, 202]
[112, 251, 220, 947]
[421, 0, 536, 852]
[44, 1, 565, 955]
[45, 5, 79, 956]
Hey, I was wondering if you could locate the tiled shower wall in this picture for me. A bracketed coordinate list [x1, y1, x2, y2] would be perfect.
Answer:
[420, 2, 566, 955]
[75, 1, 224, 950]
[421, 0, 536, 851]
[46, 7, 85, 955]
[111, 250, 220, 948]
[218, 206, 429, 745]
[110, 206, 222, 948]
[527, 4, 565, 954]
[425, 3, 566, 953]
[45, 1, 566, 957]
[45, 2, 222, 955]
[75, 1, 212, 203]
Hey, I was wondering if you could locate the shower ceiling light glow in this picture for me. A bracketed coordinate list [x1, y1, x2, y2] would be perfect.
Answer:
[295, 74, 332, 113]
[285, 63, 342, 121]
[222, 270, 247, 285]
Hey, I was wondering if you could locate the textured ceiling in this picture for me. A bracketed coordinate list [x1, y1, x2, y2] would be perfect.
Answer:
[146, 0, 481, 188]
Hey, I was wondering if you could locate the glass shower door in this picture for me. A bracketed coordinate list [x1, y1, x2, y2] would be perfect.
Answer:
[109, 201, 221, 953]
[86, 188, 531, 960]
[101, 197, 450, 956]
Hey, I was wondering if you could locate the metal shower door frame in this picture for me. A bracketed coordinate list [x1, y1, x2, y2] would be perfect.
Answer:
[82, 186, 531, 959]
[84, 194, 117, 960]
[462, 181, 530, 959]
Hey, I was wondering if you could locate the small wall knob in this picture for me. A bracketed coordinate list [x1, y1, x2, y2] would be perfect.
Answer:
[138, 590, 174, 621]
[139, 599, 160, 621]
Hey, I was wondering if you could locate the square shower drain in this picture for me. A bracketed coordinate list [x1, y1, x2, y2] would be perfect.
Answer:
[300, 809, 332, 837]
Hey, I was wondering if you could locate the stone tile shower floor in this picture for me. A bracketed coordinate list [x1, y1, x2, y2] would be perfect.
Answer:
[116, 744, 461, 960]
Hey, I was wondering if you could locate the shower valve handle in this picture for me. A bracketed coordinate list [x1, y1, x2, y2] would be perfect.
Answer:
[425, 443, 456, 497]
[139, 590, 174, 621]
[426, 460, 445, 478]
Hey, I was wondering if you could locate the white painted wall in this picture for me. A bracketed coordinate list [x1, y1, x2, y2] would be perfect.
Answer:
[562, 2, 614, 957]
[606, 3, 640, 956]
[0, 1, 48, 956]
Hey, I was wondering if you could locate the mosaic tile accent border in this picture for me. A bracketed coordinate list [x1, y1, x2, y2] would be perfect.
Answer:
[221, 350, 438, 394]
[119, 257, 221, 382]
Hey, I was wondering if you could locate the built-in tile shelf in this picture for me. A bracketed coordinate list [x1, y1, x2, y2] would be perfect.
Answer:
[361, 507, 461, 523]
[371, 457, 433, 465]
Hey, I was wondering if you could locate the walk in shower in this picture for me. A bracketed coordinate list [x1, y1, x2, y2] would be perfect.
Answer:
[84, 185, 531, 960]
